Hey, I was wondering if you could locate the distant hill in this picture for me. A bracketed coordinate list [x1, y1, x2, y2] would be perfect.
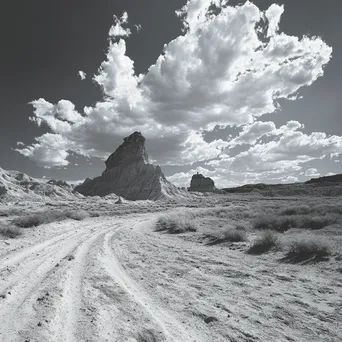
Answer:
[305, 173, 342, 184]
[0, 167, 79, 201]
[223, 178, 342, 197]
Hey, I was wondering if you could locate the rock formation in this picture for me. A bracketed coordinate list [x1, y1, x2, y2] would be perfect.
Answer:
[0, 167, 78, 200]
[47, 179, 70, 187]
[74, 132, 182, 200]
[188, 173, 216, 193]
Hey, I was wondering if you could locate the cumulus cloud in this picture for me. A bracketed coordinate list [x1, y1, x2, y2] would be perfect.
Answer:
[78, 71, 86, 80]
[109, 12, 131, 37]
[210, 121, 342, 172]
[305, 168, 320, 177]
[282, 175, 299, 183]
[16, 133, 71, 168]
[17, 1, 335, 184]
[227, 121, 276, 147]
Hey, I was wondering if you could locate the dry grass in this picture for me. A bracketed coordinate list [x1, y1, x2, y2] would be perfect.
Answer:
[248, 230, 278, 255]
[12, 209, 90, 228]
[285, 238, 331, 262]
[253, 213, 338, 232]
[219, 228, 247, 242]
[0, 225, 22, 238]
[155, 211, 197, 234]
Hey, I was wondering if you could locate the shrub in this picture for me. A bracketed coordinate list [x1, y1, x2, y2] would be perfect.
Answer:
[286, 238, 330, 262]
[12, 209, 90, 228]
[155, 212, 197, 234]
[254, 215, 294, 232]
[253, 213, 336, 232]
[221, 228, 247, 242]
[64, 209, 89, 221]
[280, 205, 311, 216]
[0, 226, 22, 238]
[248, 230, 278, 255]
[13, 214, 44, 228]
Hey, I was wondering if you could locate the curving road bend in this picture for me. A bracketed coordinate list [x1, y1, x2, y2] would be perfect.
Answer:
[0, 215, 201, 342]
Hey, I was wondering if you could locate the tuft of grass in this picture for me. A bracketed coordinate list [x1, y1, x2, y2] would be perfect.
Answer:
[0, 226, 22, 238]
[286, 238, 331, 262]
[13, 214, 44, 228]
[248, 230, 278, 255]
[12, 209, 90, 228]
[64, 209, 89, 221]
[155, 211, 197, 234]
[279, 205, 311, 216]
[253, 213, 337, 232]
[221, 228, 247, 242]
[254, 215, 294, 232]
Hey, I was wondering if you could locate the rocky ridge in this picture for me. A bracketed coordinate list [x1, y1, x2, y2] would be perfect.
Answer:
[74, 132, 184, 200]
[0, 167, 77, 200]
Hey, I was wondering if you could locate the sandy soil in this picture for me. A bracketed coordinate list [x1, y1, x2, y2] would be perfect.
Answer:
[0, 209, 341, 341]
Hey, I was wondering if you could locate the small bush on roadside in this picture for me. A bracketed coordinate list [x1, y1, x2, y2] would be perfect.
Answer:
[286, 238, 331, 262]
[64, 209, 89, 221]
[0, 226, 22, 238]
[12, 209, 90, 228]
[248, 230, 278, 255]
[13, 214, 44, 228]
[155, 212, 197, 234]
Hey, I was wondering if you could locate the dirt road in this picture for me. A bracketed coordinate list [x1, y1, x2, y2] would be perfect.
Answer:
[0, 215, 205, 342]
[1, 213, 341, 342]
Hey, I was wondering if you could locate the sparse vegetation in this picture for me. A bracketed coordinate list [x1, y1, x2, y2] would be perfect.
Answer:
[248, 230, 278, 254]
[0, 225, 22, 238]
[12, 209, 90, 228]
[286, 238, 331, 262]
[64, 209, 89, 221]
[155, 211, 197, 234]
[253, 213, 338, 232]
[221, 228, 247, 242]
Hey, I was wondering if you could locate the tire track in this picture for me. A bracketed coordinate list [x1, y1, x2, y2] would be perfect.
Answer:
[99, 228, 201, 342]
[0, 219, 117, 342]
[47, 222, 125, 342]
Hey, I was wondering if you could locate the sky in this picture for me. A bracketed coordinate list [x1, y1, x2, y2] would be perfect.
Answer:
[1, 0, 341, 188]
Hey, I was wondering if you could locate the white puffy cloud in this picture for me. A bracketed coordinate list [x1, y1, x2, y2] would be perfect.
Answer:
[228, 121, 276, 147]
[203, 121, 342, 186]
[78, 71, 86, 80]
[305, 168, 320, 177]
[17, 0, 334, 183]
[265, 4, 284, 37]
[325, 172, 335, 176]
[282, 175, 299, 184]
[15, 133, 71, 168]
[109, 12, 131, 37]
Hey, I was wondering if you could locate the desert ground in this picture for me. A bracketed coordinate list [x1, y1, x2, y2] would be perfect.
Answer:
[0, 194, 342, 342]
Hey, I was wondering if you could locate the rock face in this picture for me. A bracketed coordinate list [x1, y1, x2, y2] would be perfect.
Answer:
[74, 132, 181, 200]
[0, 167, 78, 200]
[188, 173, 216, 193]
[47, 179, 70, 187]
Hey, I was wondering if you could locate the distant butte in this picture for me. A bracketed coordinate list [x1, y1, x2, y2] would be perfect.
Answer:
[74, 132, 183, 200]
